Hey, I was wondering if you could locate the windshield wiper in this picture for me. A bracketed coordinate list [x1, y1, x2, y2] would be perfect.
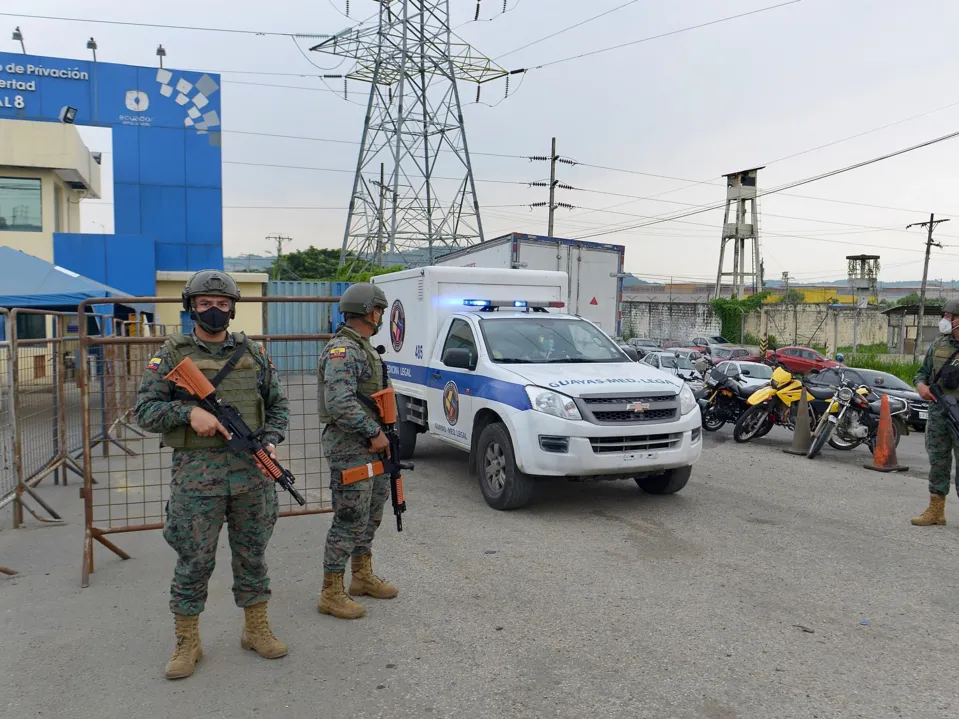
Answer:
[494, 358, 533, 364]
[544, 358, 613, 363]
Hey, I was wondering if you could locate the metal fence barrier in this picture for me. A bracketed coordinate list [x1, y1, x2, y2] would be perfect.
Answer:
[0, 309, 82, 527]
[79, 296, 338, 587]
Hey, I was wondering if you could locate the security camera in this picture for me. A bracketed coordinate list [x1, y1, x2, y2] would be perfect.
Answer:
[59, 106, 78, 124]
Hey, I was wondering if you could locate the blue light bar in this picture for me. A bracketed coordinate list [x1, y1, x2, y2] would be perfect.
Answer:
[464, 299, 490, 307]
[513, 300, 528, 307]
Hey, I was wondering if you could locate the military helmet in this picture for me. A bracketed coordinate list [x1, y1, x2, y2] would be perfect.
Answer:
[181, 270, 241, 311]
[339, 282, 388, 316]
[943, 298, 959, 316]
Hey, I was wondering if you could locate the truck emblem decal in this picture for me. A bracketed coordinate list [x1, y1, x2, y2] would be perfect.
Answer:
[626, 401, 650, 413]
[390, 299, 406, 352]
[443, 381, 459, 426]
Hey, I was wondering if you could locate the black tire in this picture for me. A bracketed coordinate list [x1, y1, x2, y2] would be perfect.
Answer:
[828, 432, 863, 451]
[806, 419, 834, 459]
[398, 420, 418, 460]
[756, 417, 774, 438]
[733, 404, 769, 443]
[476, 423, 534, 510]
[635, 465, 691, 495]
[867, 417, 905, 455]
[701, 405, 725, 432]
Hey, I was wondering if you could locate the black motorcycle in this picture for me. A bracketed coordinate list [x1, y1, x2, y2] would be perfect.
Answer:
[697, 367, 770, 434]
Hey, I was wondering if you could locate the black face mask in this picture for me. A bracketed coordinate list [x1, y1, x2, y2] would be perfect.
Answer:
[193, 307, 231, 333]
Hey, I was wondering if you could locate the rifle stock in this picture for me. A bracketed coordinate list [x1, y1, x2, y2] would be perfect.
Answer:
[165, 357, 306, 506]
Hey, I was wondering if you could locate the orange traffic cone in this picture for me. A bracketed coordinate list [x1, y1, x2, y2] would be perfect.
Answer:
[864, 394, 909, 473]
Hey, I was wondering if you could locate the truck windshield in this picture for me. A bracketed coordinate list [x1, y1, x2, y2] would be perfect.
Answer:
[480, 317, 627, 364]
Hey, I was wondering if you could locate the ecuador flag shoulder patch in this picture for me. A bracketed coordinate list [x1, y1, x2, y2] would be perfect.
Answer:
[146, 357, 162, 371]
[328, 347, 347, 359]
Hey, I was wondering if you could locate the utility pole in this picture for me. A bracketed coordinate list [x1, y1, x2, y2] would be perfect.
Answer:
[370, 163, 395, 268]
[907, 214, 949, 360]
[781, 271, 790, 299]
[266, 234, 292, 281]
[530, 137, 574, 236]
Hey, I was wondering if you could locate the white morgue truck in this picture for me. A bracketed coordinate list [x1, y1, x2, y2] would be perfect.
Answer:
[371, 266, 702, 509]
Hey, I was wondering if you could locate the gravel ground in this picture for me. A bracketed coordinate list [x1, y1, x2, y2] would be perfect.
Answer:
[1, 425, 957, 719]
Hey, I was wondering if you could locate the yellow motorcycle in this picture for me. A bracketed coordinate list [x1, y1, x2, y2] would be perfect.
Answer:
[733, 366, 824, 443]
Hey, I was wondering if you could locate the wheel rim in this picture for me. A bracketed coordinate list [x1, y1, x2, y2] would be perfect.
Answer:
[740, 408, 767, 439]
[484, 441, 507, 493]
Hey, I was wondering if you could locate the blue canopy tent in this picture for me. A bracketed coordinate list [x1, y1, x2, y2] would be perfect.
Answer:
[0, 247, 153, 339]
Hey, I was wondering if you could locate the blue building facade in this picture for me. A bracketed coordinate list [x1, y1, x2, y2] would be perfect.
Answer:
[0, 52, 223, 274]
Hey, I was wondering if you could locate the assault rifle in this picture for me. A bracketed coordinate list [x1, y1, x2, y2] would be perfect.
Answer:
[165, 357, 307, 506]
[343, 346, 411, 531]
[928, 382, 959, 442]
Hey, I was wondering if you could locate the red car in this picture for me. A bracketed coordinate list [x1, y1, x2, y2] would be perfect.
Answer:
[765, 346, 839, 375]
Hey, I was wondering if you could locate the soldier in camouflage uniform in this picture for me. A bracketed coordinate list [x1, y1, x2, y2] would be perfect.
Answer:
[134, 270, 290, 679]
[912, 298, 959, 526]
[317, 283, 399, 620]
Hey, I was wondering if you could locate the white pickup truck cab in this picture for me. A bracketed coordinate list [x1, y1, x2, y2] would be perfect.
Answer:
[372, 266, 702, 509]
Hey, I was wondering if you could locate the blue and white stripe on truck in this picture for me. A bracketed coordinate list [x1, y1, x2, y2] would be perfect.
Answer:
[387, 361, 531, 410]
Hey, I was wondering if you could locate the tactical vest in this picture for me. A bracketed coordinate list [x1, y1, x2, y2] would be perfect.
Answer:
[317, 327, 384, 427]
[932, 338, 959, 399]
[161, 332, 265, 450]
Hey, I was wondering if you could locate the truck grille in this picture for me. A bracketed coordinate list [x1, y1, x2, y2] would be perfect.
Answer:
[577, 392, 680, 425]
[590, 433, 683, 454]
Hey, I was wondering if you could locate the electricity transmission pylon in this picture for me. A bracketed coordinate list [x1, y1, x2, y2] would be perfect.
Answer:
[313, 1, 509, 272]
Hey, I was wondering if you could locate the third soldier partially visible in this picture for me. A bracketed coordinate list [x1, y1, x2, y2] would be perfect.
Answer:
[913, 298, 959, 526]
[317, 283, 399, 619]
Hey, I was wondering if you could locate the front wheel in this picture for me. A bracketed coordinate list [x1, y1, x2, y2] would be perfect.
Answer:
[398, 420, 418, 460]
[734, 404, 771, 443]
[807, 418, 835, 459]
[635, 466, 691, 495]
[701, 404, 725, 431]
[476, 423, 534, 510]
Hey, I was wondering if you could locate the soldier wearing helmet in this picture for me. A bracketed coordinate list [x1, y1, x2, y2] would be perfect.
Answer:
[134, 270, 290, 678]
[316, 282, 399, 620]
[912, 297, 959, 526]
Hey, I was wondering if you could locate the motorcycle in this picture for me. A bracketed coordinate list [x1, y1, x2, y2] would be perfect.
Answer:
[806, 369, 909, 458]
[733, 365, 821, 443]
[697, 367, 768, 433]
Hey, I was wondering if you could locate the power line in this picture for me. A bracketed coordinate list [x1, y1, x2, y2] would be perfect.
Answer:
[0, 11, 347, 38]
[494, 0, 647, 60]
[526, 1, 801, 71]
[571, 126, 959, 240]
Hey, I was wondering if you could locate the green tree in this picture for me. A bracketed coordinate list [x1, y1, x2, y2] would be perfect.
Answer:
[780, 288, 805, 305]
[270, 246, 342, 280]
[895, 292, 921, 306]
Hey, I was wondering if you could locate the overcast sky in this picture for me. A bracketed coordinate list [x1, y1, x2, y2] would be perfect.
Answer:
[5, 0, 959, 284]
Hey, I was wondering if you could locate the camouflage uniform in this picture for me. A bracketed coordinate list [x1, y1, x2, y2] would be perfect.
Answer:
[134, 331, 289, 615]
[914, 335, 959, 496]
[318, 325, 391, 573]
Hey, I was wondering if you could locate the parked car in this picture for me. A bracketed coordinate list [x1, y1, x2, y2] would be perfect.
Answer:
[713, 360, 775, 392]
[690, 335, 731, 349]
[765, 346, 839, 375]
[627, 338, 662, 351]
[806, 366, 926, 431]
[710, 345, 763, 363]
[642, 351, 704, 388]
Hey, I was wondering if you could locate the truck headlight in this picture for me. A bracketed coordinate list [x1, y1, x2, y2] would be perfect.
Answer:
[525, 386, 582, 421]
[679, 384, 696, 415]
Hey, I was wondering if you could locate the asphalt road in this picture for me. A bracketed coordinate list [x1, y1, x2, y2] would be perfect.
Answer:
[1, 426, 957, 719]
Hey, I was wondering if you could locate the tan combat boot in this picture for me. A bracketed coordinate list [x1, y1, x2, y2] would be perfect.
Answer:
[240, 602, 288, 659]
[911, 494, 947, 526]
[349, 554, 399, 599]
[318, 571, 366, 619]
[165, 614, 203, 680]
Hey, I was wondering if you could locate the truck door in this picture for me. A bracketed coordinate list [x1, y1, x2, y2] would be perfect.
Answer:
[427, 318, 476, 449]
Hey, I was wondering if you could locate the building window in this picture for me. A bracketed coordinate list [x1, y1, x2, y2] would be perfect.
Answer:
[0, 177, 42, 232]
[54, 183, 63, 232]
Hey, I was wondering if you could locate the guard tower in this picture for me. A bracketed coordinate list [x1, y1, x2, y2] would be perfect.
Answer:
[714, 167, 763, 299]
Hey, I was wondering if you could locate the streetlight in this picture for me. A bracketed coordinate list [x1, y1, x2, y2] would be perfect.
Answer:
[156, 44, 166, 68]
[12, 26, 25, 54]
[86, 37, 97, 62]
